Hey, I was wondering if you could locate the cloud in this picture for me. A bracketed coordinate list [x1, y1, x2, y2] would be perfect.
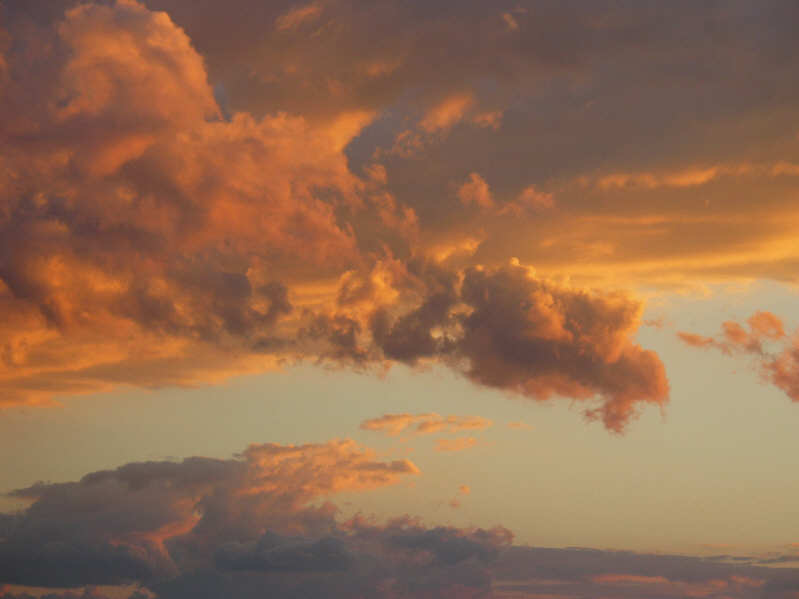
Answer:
[0, 0, 671, 434]
[0, 589, 144, 599]
[448, 485, 471, 508]
[360, 413, 492, 436]
[370, 260, 668, 432]
[2, 442, 799, 598]
[0, 443, 516, 598]
[678, 332, 719, 349]
[420, 93, 475, 134]
[0, 439, 418, 587]
[215, 533, 351, 573]
[274, 2, 323, 32]
[679, 311, 799, 403]
[492, 546, 798, 599]
[0, 0, 382, 406]
[457, 173, 494, 210]
[499, 186, 555, 216]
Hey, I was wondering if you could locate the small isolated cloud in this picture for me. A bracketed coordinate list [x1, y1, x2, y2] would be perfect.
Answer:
[449, 484, 471, 508]
[501, 12, 519, 31]
[679, 311, 799, 403]
[360, 413, 492, 437]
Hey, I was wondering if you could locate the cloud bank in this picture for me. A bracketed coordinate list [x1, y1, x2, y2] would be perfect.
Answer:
[1, 442, 797, 599]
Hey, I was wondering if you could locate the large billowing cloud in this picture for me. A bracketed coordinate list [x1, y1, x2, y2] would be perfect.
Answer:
[126, 0, 799, 287]
[11, 0, 799, 427]
[0, 0, 673, 431]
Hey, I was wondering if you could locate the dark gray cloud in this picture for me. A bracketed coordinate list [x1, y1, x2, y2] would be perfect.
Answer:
[0, 440, 419, 588]
[215, 533, 352, 573]
[0, 442, 510, 598]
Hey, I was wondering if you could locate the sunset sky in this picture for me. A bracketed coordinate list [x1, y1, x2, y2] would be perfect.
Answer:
[1, 1, 799, 597]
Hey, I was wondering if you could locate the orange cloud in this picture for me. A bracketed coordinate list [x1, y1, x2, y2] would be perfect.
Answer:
[360, 413, 492, 436]
[448, 483, 472, 507]
[420, 93, 475, 133]
[0, 0, 670, 434]
[679, 311, 799, 403]
[457, 173, 494, 210]
[678, 332, 721, 350]
[499, 186, 555, 215]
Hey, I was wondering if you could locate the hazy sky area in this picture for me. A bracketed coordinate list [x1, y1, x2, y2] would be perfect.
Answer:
[1, 1, 799, 598]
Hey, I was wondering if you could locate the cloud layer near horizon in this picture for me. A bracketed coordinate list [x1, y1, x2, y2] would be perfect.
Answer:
[0, 0, 690, 431]
[1, 441, 797, 599]
[0, 438, 517, 598]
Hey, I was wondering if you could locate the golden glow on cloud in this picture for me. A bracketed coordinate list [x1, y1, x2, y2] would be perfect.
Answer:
[2, 0, 799, 438]
[3, 0, 799, 597]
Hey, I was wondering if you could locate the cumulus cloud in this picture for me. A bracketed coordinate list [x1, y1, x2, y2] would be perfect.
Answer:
[66, 0, 799, 293]
[0, 442, 520, 598]
[369, 260, 668, 432]
[0, 439, 418, 587]
[0, 0, 670, 433]
[679, 311, 799, 402]
[0, 0, 383, 405]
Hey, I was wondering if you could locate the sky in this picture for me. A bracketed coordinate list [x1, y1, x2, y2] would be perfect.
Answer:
[1, 1, 799, 597]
